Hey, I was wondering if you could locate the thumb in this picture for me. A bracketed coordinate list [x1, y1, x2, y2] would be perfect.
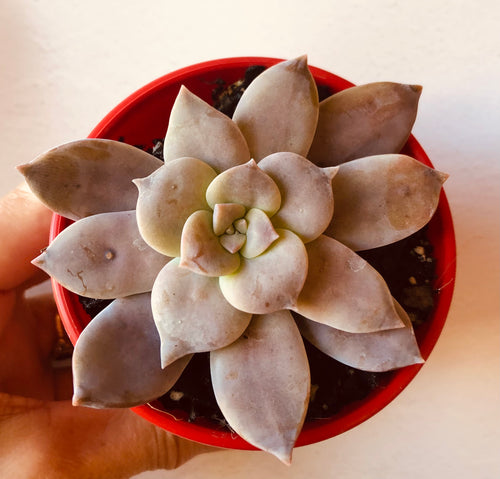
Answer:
[0, 183, 53, 290]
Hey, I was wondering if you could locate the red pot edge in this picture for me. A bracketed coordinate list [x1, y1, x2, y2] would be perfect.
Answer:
[49, 57, 456, 451]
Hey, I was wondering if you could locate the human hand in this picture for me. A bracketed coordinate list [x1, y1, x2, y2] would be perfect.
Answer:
[0, 184, 214, 478]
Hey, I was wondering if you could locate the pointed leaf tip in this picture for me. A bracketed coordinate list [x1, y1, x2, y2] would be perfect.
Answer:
[297, 299, 424, 372]
[288, 54, 308, 69]
[31, 252, 46, 268]
[324, 165, 339, 182]
[19, 139, 163, 220]
[296, 235, 404, 332]
[210, 311, 309, 463]
[39, 211, 169, 299]
[72, 294, 191, 408]
[206, 159, 281, 216]
[308, 82, 422, 167]
[152, 259, 251, 367]
[16, 163, 30, 176]
[325, 154, 447, 251]
[233, 57, 318, 161]
[437, 170, 449, 184]
[409, 84, 423, 94]
[132, 177, 144, 189]
[163, 86, 250, 172]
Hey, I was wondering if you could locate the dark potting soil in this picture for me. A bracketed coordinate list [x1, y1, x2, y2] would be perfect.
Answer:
[212, 65, 267, 117]
[78, 67, 437, 428]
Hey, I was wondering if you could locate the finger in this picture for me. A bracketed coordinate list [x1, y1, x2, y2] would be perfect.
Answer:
[0, 294, 55, 400]
[0, 396, 216, 478]
[0, 290, 16, 336]
[0, 282, 73, 400]
[25, 282, 74, 400]
[19, 269, 52, 291]
[0, 183, 53, 290]
[23, 280, 59, 359]
[53, 367, 73, 401]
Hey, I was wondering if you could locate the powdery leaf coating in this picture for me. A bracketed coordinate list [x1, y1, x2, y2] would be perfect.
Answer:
[219, 229, 308, 314]
[163, 86, 251, 173]
[210, 310, 310, 465]
[240, 208, 279, 259]
[295, 300, 424, 372]
[32, 211, 170, 299]
[152, 259, 252, 367]
[212, 203, 246, 236]
[17, 139, 163, 220]
[325, 154, 448, 251]
[135, 157, 217, 257]
[233, 56, 319, 161]
[72, 293, 191, 408]
[258, 152, 338, 243]
[307, 82, 422, 167]
[180, 210, 240, 276]
[206, 159, 281, 216]
[295, 235, 404, 333]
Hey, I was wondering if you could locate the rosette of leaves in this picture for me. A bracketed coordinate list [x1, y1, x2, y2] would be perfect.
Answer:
[19, 56, 447, 464]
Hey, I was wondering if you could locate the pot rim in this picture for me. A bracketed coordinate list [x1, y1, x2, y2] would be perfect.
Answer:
[50, 56, 456, 451]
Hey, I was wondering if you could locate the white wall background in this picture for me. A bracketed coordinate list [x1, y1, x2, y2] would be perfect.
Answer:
[1, 1, 498, 478]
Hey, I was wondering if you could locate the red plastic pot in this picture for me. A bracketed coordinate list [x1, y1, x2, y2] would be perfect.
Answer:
[50, 57, 456, 450]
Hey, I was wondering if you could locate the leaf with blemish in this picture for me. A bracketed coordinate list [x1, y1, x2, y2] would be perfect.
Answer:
[325, 154, 448, 251]
[233, 56, 319, 161]
[152, 259, 252, 367]
[259, 152, 337, 243]
[240, 208, 279, 259]
[210, 311, 310, 464]
[219, 229, 307, 314]
[308, 82, 422, 166]
[163, 86, 251, 172]
[135, 157, 217, 257]
[18, 139, 163, 220]
[296, 300, 424, 372]
[295, 235, 404, 333]
[180, 210, 240, 276]
[72, 293, 191, 408]
[206, 160, 281, 215]
[32, 211, 170, 299]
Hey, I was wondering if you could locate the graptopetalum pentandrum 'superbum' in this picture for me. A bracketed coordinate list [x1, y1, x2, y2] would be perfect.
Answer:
[19, 56, 447, 463]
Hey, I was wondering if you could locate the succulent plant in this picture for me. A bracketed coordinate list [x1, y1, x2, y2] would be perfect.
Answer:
[19, 56, 447, 464]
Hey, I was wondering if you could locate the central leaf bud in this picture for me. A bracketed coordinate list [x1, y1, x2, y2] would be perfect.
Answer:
[214, 204, 279, 259]
[220, 218, 247, 253]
